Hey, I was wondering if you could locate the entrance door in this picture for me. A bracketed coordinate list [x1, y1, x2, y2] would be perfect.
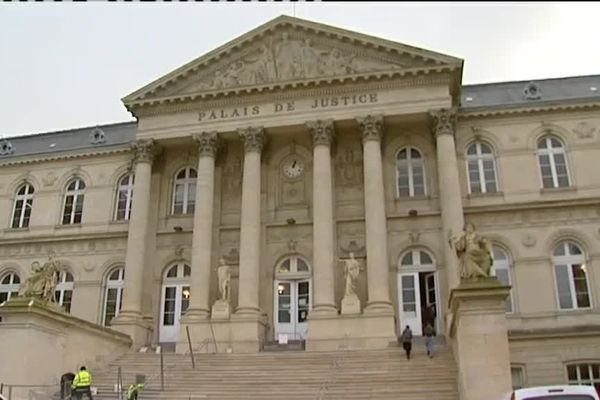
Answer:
[424, 272, 441, 334]
[398, 272, 422, 335]
[159, 263, 191, 343]
[274, 279, 310, 340]
[273, 255, 312, 342]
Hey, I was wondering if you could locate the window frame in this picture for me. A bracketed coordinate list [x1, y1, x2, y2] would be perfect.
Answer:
[102, 266, 125, 326]
[62, 178, 86, 225]
[536, 135, 571, 189]
[171, 167, 197, 215]
[491, 245, 515, 313]
[510, 365, 527, 390]
[566, 362, 600, 393]
[395, 146, 427, 198]
[54, 270, 74, 313]
[114, 174, 134, 221]
[11, 182, 34, 229]
[0, 271, 21, 303]
[552, 241, 591, 311]
[465, 141, 498, 195]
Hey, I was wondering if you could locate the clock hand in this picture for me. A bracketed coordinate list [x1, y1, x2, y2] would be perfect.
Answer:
[292, 161, 296, 168]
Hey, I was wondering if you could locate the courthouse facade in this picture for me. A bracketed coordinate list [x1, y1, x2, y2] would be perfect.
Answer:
[1, 16, 600, 389]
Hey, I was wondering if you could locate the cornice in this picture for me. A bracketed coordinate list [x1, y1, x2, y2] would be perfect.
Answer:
[458, 101, 600, 120]
[0, 145, 132, 168]
[463, 196, 600, 215]
[128, 69, 456, 117]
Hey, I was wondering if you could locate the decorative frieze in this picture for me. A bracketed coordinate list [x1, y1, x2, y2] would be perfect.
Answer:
[429, 108, 457, 138]
[356, 115, 384, 143]
[306, 119, 335, 147]
[238, 126, 265, 153]
[192, 131, 219, 157]
[131, 139, 158, 164]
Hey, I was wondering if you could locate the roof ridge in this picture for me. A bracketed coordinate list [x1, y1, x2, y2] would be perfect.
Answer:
[463, 74, 600, 88]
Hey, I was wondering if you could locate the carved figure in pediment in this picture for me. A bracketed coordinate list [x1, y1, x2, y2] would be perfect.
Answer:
[324, 49, 353, 76]
[275, 32, 303, 80]
[300, 38, 321, 78]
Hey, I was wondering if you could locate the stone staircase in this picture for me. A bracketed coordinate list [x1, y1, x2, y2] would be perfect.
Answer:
[91, 344, 459, 400]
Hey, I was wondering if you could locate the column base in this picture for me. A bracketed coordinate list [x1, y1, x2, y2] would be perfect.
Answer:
[306, 312, 396, 352]
[311, 303, 338, 317]
[179, 312, 267, 354]
[364, 300, 394, 315]
[181, 307, 211, 322]
[110, 311, 153, 347]
[449, 279, 512, 400]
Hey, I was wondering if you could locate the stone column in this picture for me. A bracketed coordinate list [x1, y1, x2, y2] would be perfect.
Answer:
[184, 132, 219, 320]
[307, 120, 337, 316]
[235, 127, 265, 316]
[356, 115, 393, 313]
[430, 108, 464, 290]
[112, 139, 157, 344]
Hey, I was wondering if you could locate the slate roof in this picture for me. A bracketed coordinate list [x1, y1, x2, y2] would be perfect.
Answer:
[0, 122, 137, 160]
[461, 74, 600, 109]
[1, 75, 599, 160]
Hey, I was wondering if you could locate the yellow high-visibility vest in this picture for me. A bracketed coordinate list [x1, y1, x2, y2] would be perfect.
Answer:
[73, 370, 92, 387]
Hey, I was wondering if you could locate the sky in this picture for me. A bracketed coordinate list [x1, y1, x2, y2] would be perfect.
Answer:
[1, 2, 599, 137]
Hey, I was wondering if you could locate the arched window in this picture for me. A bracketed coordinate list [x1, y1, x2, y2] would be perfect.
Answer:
[537, 135, 570, 189]
[172, 167, 197, 215]
[0, 272, 20, 303]
[62, 178, 86, 225]
[54, 270, 74, 313]
[491, 246, 514, 313]
[396, 147, 426, 197]
[553, 241, 590, 310]
[103, 266, 125, 326]
[466, 142, 498, 194]
[115, 174, 134, 221]
[567, 363, 600, 392]
[11, 183, 34, 229]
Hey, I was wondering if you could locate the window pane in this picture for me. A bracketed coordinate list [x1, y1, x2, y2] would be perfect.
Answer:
[420, 251, 433, 265]
[567, 365, 578, 381]
[511, 367, 524, 390]
[166, 266, 177, 278]
[568, 243, 582, 255]
[398, 149, 407, 160]
[555, 265, 573, 309]
[572, 264, 590, 308]
[410, 148, 421, 159]
[0, 292, 7, 303]
[189, 169, 197, 178]
[466, 144, 477, 155]
[401, 252, 413, 266]
[297, 259, 309, 272]
[181, 286, 190, 313]
[183, 265, 191, 277]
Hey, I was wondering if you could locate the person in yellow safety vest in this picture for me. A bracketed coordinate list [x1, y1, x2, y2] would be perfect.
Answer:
[127, 383, 145, 400]
[71, 366, 93, 400]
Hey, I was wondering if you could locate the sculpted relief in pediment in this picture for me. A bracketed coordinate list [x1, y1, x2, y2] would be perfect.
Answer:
[174, 32, 411, 95]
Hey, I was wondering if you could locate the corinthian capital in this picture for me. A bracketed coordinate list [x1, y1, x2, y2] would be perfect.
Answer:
[192, 131, 219, 157]
[356, 115, 384, 143]
[131, 139, 157, 164]
[238, 126, 265, 153]
[429, 108, 457, 138]
[306, 119, 335, 147]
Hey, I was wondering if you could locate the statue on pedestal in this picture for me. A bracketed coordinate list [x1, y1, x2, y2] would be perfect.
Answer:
[339, 252, 360, 298]
[451, 223, 494, 281]
[217, 258, 231, 302]
[21, 253, 60, 302]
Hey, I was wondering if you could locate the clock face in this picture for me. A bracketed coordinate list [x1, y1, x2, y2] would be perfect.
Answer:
[282, 157, 305, 178]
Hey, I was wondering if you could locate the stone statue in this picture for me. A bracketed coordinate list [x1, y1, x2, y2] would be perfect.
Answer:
[21, 253, 60, 302]
[339, 252, 361, 297]
[217, 258, 231, 302]
[451, 223, 494, 281]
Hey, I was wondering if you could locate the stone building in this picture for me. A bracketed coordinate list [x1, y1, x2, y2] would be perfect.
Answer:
[1, 15, 600, 392]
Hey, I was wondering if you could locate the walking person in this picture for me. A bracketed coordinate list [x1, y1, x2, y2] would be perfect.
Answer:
[424, 322, 435, 358]
[71, 366, 93, 400]
[400, 325, 413, 360]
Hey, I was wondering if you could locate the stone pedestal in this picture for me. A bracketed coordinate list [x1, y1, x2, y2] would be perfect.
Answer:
[0, 298, 131, 400]
[178, 313, 267, 354]
[306, 312, 396, 351]
[211, 300, 231, 320]
[448, 279, 512, 400]
[341, 294, 361, 315]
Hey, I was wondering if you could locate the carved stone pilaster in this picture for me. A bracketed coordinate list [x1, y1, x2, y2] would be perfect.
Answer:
[131, 139, 157, 164]
[238, 127, 265, 153]
[307, 119, 335, 147]
[356, 115, 384, 143]
[429, 108, 457, 138]
[192, 131, 219, 157]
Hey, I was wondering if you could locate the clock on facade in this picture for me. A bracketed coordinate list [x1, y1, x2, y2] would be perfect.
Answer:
[282, 157, 305, 178]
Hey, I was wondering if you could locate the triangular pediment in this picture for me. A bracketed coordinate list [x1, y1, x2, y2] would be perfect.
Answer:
[123, 16, 462, 108]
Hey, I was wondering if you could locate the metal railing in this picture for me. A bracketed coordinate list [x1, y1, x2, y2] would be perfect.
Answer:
[0, 383, 61, 400]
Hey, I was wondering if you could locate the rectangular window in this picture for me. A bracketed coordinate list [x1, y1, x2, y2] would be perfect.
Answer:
[511, 366, 525, 390]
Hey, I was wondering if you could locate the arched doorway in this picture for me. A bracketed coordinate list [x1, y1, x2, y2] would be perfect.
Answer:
[397, 248, 440, 336]
[273, 255, 311, 341]
[159, 262, 190, 343]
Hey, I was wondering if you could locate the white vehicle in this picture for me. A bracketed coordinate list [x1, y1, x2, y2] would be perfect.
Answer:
[506, 385, 600, 400]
